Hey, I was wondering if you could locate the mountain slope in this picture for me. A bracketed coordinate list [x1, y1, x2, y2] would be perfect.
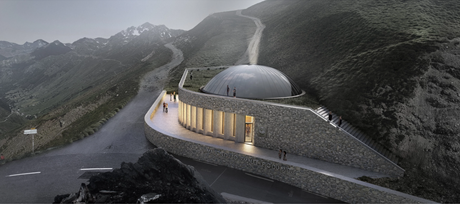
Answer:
[242, 0, 460, 202]
[0, 23, 183, 161]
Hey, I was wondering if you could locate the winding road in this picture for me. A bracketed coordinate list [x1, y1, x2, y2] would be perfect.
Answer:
[0, 14, 339, 203]
[235, 10, 266, 65]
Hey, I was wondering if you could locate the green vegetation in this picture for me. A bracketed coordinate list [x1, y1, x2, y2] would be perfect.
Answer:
[182, 68, 226, 92]
[242, 0, 460, 202]
[166, 10, 256, 93]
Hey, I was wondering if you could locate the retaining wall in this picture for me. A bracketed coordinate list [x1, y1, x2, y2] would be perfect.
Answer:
[144, 95, 433, 203]
[178, 68, 404, 177]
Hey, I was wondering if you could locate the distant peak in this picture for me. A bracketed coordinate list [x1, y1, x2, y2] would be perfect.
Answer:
[140, 22, 154, 27]
[33, 39, 48, 44]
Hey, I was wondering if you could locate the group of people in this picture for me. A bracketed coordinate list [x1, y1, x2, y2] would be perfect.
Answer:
[328, 111, 342, 127]
[278, 149, 287, 161]
[226, 85, 237, 98]
[170, 92, 177, 102]
[163, 92, 178, 113]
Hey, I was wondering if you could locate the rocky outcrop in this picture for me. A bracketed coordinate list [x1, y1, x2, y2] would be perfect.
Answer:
[54, 148, 225, 203]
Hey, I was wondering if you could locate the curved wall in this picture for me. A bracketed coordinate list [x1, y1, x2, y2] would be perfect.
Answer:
[144, 89, 431, 203]
[178, 68, 404, 177]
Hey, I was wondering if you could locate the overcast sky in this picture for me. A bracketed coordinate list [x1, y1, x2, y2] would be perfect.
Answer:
[0, 0, 263, 44]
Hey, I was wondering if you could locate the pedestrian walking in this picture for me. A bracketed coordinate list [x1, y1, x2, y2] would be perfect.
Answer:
[163, 102, 166, 112]
[170, 92, 172, 101]
[1, 154, 4, 164]
[165, 103, 168, 113]
[190, 72, 193, 80]
[283, 151, 287, 161]
[278, 149, 282, 159]
[173, 92, 176, 102]
[338, 116, 342, 128]
[175, 92, 178, 102]
[328, 111, 332, 123]
[233, 87, 236, 98]
[227, 85, 230, 96]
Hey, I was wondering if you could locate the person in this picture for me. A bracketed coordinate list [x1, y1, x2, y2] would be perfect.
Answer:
[233, 87, 236, 98]
[227, 85, 230, 96]
[173, 92, 176, 102]
[163, 102, 166, 112]
[328, 111, 332, 123]
[175, 92, 178, 102]
[170, 92, 172, 101]
[165, 103, 168, 113]
[190, 72, 193, 80]
[278, 149, 282, 159]
[283, 151, 287, 161]
[338, 116, 342, 128]
[1, 154, 4, 164]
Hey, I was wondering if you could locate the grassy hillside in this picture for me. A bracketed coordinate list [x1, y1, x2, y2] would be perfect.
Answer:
[243, 0, 460, 202]
[166, 10, 256, 93]
[0, 46, 171, 161]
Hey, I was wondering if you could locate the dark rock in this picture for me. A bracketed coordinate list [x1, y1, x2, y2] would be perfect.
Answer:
[54, 148, 225, 203]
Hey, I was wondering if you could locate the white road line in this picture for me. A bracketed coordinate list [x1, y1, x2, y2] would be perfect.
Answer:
[210, 168, 227, 187]
[245, 173, 274, 182]
[80, 168, 113, 171]
[7, 171, 41, 177]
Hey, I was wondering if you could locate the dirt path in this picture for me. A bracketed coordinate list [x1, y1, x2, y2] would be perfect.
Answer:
[235, 10, 266, 65]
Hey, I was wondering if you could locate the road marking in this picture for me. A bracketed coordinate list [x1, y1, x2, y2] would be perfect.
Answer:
[7, 171, 41, 177]
[221, 192, 273, 204]
[210, 168, 227, 187]
[245, 173, 274, 182]
[80, 168, 113, 171]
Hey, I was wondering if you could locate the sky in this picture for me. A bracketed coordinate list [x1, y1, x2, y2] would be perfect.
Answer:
[0, 0, 264, 44]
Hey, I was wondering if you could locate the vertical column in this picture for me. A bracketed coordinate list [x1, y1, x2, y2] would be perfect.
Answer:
[235, 114, 246, 143]
[213, 111, 223, 138]
[224, 112, 234, 140]
[203, 109, 213, 136]
[196, 107, 203, 134]
[186, 104, 191, 129]
[191, 106, 196, 131]
[178, 101, 182, 124]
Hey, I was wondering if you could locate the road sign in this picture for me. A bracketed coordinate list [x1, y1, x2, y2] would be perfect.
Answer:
[24, 129, 38, 154]
[24, 129, 38, 134]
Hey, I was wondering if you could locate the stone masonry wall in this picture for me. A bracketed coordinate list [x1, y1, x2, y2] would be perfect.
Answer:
[178, 69, 404, 177]
[143, 121, 431, 203]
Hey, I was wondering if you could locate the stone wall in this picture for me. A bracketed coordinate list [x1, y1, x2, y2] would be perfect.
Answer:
[178, 68, 404, 177]
[144, 119, 433, 203]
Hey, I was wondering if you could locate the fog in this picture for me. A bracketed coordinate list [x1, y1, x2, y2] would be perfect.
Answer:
[0, 0, 263, 44]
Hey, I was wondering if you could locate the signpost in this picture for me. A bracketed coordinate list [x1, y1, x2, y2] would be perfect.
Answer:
[24, 128, 38, 154]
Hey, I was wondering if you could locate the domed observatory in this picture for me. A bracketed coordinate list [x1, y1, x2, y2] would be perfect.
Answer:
[201, 65, 303, 99]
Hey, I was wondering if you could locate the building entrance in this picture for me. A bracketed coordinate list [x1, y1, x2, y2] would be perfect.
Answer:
[245, 116, 254, 143]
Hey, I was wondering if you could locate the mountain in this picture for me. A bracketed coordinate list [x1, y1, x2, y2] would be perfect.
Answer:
[166, 0, 460, 202]
[0, 39, 48, 58]
[31, 40, 72, 60]
[0, 54, 7, 61]
[0, 23, 184, 161]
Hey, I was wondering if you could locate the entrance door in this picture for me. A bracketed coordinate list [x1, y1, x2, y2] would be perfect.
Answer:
[245, 115, 254, 143]
[245, 124, 253, 143]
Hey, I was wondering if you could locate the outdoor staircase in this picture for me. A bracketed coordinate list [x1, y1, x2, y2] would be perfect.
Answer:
[315, 106, 400, 165]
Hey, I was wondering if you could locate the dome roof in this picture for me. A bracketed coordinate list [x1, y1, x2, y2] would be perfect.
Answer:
[201, 65, 303, 99]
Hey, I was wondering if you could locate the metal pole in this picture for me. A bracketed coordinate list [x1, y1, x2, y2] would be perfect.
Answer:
[32, 134, 34, 155]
